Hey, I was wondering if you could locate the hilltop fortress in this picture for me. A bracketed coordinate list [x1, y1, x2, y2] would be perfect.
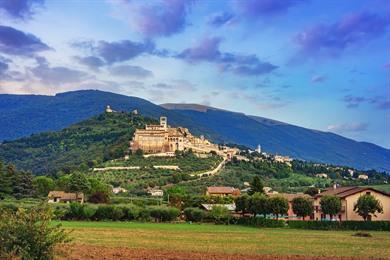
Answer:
[130, 116, 236, 157]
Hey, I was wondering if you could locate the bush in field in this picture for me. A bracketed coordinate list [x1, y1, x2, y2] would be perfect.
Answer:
[93, 205, 125, 220]
[149, 206, 180, 222]
[138, 207, 152, 221]
[94, 205, 114, 220]
[122, 204, 142, 220]
[0, 204, 69, 260]
[64, 203, 96, 220]
[184, 207, 205, 222]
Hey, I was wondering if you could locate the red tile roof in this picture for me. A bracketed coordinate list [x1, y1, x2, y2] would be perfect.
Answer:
[268, 193, 312, 201]
[315, 186, 390, 199]
[207, 187, 236, 194]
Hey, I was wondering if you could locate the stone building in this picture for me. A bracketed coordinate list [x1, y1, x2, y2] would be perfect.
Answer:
[131, 117, 196, 154]
[130, 116, 237, 157]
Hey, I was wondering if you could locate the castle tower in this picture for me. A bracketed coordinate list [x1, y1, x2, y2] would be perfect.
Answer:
[160, 116, 167, 129]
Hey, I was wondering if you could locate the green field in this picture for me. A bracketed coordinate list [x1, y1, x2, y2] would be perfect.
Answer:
[58, 221, 390, 258]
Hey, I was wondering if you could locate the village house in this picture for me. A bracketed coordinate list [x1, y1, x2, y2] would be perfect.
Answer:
[206, 186, 241, 197]
[48, 191, 84, 203]
[315, 173, 328, 179]
[358, 174, 369, 180]
[313, 186, 390, 221]
[112, 187, 127, 194]
[268, 193, 313, 220]
[147, 188, 164, 197]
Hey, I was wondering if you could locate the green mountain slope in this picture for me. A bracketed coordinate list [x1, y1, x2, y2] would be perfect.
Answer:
[0, 90, 389, 171]
[0, 112, 156, 175]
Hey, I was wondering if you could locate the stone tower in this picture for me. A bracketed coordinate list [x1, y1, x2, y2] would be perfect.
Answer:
[160, 116, 167, 129]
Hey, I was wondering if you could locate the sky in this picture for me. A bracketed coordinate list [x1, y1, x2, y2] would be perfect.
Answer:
[0, 0, 389, 148]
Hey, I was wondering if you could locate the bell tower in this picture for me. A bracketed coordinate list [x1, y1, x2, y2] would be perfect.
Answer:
[160, 116, 167, 129]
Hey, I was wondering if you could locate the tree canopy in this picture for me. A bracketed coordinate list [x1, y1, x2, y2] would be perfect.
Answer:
[354, 194, 383, 221]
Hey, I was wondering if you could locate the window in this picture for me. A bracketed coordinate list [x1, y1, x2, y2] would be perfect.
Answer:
[366, 192, 371, 195]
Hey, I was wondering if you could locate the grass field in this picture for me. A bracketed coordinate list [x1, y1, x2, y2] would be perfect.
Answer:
[58, 221, 390, 258]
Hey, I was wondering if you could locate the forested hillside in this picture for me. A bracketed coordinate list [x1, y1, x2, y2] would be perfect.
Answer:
[0, 112, 156, 175]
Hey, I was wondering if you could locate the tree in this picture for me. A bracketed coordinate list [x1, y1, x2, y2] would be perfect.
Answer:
[68, 172, 91, 194]
[304, 187, 319, 197]
[56, 175, 71, 191]
[209, 205, 231, 224]
[12, 171, 34, 199]
[0, 160, 12, 198]
[235, 194, 251, 216]
[166, 186, 187, 208]
[320, 195, 341, 220]
[0, 204, 69, 259]
[135, 148, 144, 157]
[292, 197, 314, 220]
[249, 193, 269, 218]
[33, 176, 55, 196]
[354, 194, 383, 221]
[268, 196, 289, 220]
[248, 176, 264, 195]
[88, 191, 110, 204]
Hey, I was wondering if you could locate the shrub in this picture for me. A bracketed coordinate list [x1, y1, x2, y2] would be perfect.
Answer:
[183, 207, 205, 222]
[238, 217, 286, 228]
[122, 204, 142, 220]
[353, 232, 372, 237]
[94, 205, 115, 220]
[149, 206, 180, 222]
[64, 203, 97, 220]
[0, 204, 69, 260]
[288, 220, 390, 231]
[111, 206, 125, 220]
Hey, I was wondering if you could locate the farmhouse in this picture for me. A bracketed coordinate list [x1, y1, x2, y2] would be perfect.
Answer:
[48, 191, 84, 203]
[313, 186, 390, 221]
[206, 186, 241, 197]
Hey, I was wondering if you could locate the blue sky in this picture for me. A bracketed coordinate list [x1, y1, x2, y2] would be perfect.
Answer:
[0, 0, 389, 148]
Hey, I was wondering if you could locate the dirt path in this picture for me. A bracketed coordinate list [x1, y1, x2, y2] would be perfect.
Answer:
[57, 244, 380, 260]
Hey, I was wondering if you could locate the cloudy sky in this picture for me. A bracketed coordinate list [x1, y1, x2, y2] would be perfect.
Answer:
[0, 0, 389, 147]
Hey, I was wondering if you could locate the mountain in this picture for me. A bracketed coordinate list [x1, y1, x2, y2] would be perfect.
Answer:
[0, 90, 389, 172]
[160, 103, 390, 172]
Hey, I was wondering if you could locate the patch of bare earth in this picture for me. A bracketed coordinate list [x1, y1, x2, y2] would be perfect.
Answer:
[56, 244, 381, 260]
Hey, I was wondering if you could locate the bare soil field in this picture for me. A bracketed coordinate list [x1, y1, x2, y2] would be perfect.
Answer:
[58, 244, 380, 260]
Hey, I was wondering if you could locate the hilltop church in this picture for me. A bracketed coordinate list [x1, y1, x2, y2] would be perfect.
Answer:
[130, 116, 211, 154]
